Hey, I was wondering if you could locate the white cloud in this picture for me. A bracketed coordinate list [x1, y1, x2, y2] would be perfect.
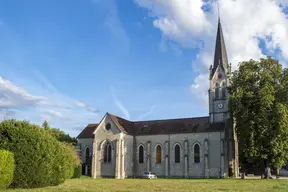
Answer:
[75, 101, 98, 113]
[48, 110, 62, 118]
[135, 0, 288, 104]
[136, 0, 213, 48]
[190, 73, 209, 104]
[110, 86, 130, 119]
[0, 71, 100, 135]
[45, 110, 70, 120]
[0, 76, 47, 108]
[75, 102, 86, 108]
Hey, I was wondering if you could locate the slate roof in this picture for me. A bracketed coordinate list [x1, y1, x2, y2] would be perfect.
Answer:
[133, 116, 225, 135]
[77, 113, 225, 139]
[108, 113, 134, 135]
[76, 124, 98, 139]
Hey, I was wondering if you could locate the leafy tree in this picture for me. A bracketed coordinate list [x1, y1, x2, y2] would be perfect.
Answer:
[42, 120, 50, 130]
[228, 57, 288, 178]
[48, 127, 77, 145]
[41, 121, 77, 146]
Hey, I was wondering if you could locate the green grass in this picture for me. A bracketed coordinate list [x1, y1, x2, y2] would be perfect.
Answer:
[2, 177, 288, 192]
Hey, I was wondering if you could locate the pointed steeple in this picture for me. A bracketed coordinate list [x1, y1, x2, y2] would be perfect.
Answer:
[210, 17, 229, 79]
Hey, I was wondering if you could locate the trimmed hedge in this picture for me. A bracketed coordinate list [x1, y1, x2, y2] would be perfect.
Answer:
[0, 149, 15, 189]
[0, 120, 76, 188]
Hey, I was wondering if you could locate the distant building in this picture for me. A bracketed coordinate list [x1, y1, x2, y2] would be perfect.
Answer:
[76, 18, 239, 179]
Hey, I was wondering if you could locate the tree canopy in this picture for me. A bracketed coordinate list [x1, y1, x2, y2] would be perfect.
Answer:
[228, 57, 288, 176]
[42, 121, 77, 146]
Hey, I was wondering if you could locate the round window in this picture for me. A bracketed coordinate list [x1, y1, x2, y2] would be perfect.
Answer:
[105, 123, 111, 131]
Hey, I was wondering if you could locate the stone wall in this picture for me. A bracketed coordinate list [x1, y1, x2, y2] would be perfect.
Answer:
[77, 138, 93, 164]
[123, 135, 134, 177]
[134, 131, 224, 178]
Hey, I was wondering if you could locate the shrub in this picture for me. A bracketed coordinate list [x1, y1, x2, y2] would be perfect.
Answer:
[72, 164, 82, 179]
[0, 150, 15, 189]
[0, 120, 75, 188]
[66, 144, 82, 179]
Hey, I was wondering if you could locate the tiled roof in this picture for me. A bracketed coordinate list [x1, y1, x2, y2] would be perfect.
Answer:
[76, 124, 98, 139]
[77, 113, 225, 138]
[107, 113, 135, 135]
[133, 116, 224, 135]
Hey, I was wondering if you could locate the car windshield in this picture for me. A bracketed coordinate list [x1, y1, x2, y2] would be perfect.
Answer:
[143, 172, 155, 175]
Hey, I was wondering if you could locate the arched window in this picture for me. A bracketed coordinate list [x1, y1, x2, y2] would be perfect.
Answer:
[194, 144, 200, 163]
[215, 83, 220, 99]
[85, 147, 90, 163]
[174, 144, 180, 163]
[104, 142, 112, 163]
[139, 146, 144, 164]
[222, 82, 226, 98]
[156, 145, 162, 164]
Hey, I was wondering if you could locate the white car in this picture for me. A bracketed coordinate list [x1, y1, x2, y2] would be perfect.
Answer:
[142, 172, 157, 179]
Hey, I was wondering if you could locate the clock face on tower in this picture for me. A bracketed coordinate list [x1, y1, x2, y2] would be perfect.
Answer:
[217, 103, 223, 109]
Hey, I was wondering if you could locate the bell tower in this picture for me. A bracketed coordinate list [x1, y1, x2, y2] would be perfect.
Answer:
[208, 17, 231, 124]
[208, 16, 239, 177]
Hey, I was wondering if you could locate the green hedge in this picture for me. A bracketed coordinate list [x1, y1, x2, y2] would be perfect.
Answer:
[0, 150, 15, 189]
[0, 120, 76, 188]
[72, 164, 82, 179]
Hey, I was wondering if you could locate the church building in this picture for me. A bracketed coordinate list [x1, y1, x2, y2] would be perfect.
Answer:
[76, 18, 239, 179]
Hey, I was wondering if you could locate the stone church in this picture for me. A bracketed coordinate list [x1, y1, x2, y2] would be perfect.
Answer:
[76, 18, 239, 179]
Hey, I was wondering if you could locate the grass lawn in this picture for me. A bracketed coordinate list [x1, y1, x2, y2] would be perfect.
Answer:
[2, 177, 288, 192]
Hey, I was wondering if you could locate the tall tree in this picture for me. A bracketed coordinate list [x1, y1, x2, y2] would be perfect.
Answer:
[228, 57, 288, 178]
[41, 121, 77, 146]
[42, 120, 50, 130]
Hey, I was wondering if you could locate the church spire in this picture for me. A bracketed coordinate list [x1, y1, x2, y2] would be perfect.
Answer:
[210, 14, 229, 79]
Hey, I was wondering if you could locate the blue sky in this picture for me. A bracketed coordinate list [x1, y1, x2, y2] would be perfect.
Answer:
[0, 0, 287, 136]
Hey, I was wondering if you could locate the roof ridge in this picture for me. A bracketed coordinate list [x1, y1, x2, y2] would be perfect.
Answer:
[132, 116, 209, 123]
[107, 112, 132, 122]
[107, 112, 208, 123]
[107, 112, 209, 123]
